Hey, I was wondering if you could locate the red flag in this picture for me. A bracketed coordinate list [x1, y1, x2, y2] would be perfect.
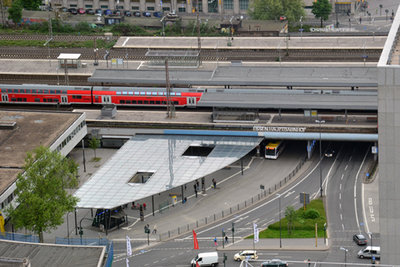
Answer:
[196, 261, 200, 267]
[193, 230, 199, 250]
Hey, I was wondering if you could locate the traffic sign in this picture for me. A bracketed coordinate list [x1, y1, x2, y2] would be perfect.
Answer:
[299, 28, 304, 32]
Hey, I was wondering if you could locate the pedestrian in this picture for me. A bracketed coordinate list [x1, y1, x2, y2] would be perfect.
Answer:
[212, 178, 216, 189]
[196, 180, 199, 189]
[225, 235, 228, 244]
[214, 237, 218, 246]
[194, 183, 198, 198]
[152, 224, 157, 234]
[143, 203, 146, 210]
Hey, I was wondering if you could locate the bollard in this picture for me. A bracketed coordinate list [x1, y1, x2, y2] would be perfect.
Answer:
[205, 217, 207, 224]
[214, 214, 216, 220]
[245, 201, 247, 207]
[230, 207, 232, 214]
[222, 211, 224, 217]
[275, 184, 277, 190]
[237, 204, 240, 210]
[178, 227, 180, 234]
[196, 221, 198, 227]
[252, 197, 253, 204]
[187, 224, 189, 231]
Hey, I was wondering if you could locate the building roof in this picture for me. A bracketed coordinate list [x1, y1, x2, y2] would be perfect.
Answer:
[75, 135, 261, 209]
[0, 111, 82, 195]
[57, 53, 81, 60]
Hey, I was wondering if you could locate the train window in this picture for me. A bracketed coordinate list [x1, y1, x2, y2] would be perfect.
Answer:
[146, 92, 151, 96]
[38, 90, 43, 93]
[23, 98, 27, 102]
[56, 90, 61, 94]
[43, 90, 48, 94]
[162, 101, 166, 104]
[134, 92, 139, 95]
[138, 100, 143, 104]
[150, 101, 154, 104]
[32, 89, 37, 93]
[17, 98, 22, 101]
[126, 100, 131, 104]
[120, 100, 125, 104]
[123, 91, 127, 95]
[13, 89, 17, 93]
[156, 101, 160, 104]
[50, 90, 55, 94]
[129, 92, 133, 95]
[6, 89, 10, 93]
[11, 98, 16, 101]
[171, 92, 176, 96]
[176, 92, 181, 96]
[173, 101, 178, 105]
[54, 99, 59, 102]
[140, 92, 145, 96]
[35, 98, 40, 102]
[132, 100, 136, 104]
[117, 91, 122, 95]
[26, 89, 30, 93]
[43, 99, 47, 102]
[144, 100, 148, 104]
[152, 92, 157, 96]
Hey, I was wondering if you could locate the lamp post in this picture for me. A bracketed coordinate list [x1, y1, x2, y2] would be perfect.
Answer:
[340, 247, 348, 267]
[316, 119, 325, 198]
[277, 193, 282, 248]
[368, 232, 374, 263]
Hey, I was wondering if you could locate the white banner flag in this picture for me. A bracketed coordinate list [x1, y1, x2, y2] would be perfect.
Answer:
[126, 235, 132, 256]
[253, 223, 259, 243]
[126, 258, 130, 267]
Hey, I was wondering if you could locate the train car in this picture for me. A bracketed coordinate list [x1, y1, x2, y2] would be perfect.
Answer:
[0, 84, 92, 105]
[92, 86, 203, 107]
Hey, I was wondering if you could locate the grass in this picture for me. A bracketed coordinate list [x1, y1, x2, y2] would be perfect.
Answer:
[248, 199, 327, 239]
[91, 157, 101, 162]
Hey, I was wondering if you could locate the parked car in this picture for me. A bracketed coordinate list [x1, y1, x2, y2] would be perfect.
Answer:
[142, 12, 151, 17]
[153, 11, 162, 18]
[112, 10, 122, 16]
[234, 250, 258, 261]
[60, 7, 68, 12]
[68, 8, 77, 15]
[133, 11, 141, 17]
[86, 9, 95, 15]
[124, 10, 132, 16]
[166, 11, 179, 19]
[261, 259, 288, 267]
[104, 9, 112, 15]
[77, 8, 86, 14]
[353, 234, 368, 245]
[95, 8, 103, 14]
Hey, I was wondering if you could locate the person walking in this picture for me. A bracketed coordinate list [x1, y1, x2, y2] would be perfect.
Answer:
[225, 235, 228, 244]
[194, 183, 198, 198]
[212, 178, 217, 189]
[152, 224, 157, 234]
[214, 237, 218, 246]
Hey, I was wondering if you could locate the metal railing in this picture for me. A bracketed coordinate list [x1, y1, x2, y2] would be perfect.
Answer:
[157, 155, 307, 241]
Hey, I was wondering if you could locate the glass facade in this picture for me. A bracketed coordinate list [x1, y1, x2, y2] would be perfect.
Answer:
[239, 0, 248, 10]
[224, 0, 233, 10]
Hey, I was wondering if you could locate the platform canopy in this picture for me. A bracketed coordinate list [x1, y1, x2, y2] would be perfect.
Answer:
[74, 135, 261, 209]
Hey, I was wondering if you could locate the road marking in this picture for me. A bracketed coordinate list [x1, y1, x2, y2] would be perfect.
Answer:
[340, 213, 343, 221]
[354, 146, 369, 234]
[342, 224, 345, 230]
[339, 183, 342, 191]
[339, 193, 341, 200]
[137, 61, 144, 70]
[341, 174, 344, 180]
[122, 37, 130, 46]
[339, 203, 342, 209]
[234, 215, 249, 224]
[345, 164, 348, 171]
[284, 190, 295, 198]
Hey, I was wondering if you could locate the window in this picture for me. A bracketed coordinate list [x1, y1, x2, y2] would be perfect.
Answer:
[126, 100, 131, 104]
[144, 100, 148, 104]
[70, 4, 77, 7]
[35, 98, 40, 102]
[100, 5, 108, 8]
[174, 101, 178, 105]
[132, 100, 137, 104]
[138, 100, 143, 104]
[50, 90, 55, 94]
[150, 101, 154, 104]
[162, 7, 170, 11]
[156, 101, 160, 104]
[239, 0, 248, 10]
[131, 6, 139, 10]
[178, 7, 185, 12]
[120, 100, 125, 104]
[224, 0, 233, 9]
[147, 6, 155, 11]
[85, 5, 93, 8]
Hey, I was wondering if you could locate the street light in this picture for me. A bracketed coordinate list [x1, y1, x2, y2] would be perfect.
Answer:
[368, 232, 374, 263]
[340, 247, 348, 267]
[315, 119, 325, 198]
[276, 193, 282, 248]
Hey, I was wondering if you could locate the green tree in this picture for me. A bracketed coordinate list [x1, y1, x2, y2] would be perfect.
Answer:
[6, 146, 79, 243]
[89, 136, 101, 159]
[249, 0, 304, 23]
[21, 0, 41, 10]
[8, 0, 23, 25]
[312, 0, 332, 27]
[284, 206, 297, 235]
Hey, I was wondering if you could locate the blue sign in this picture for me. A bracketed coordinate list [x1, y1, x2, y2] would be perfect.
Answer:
[299, 28, 304, 32]
[160, 0, 163, 6]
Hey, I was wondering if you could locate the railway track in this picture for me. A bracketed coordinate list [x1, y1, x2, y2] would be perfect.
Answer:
[0, 46, 382, 61]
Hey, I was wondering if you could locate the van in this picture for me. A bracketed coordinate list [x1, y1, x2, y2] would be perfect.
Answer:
[357, 246, 380, 259]
[191, 252, 219, 266]
[234, 250, 258, 261]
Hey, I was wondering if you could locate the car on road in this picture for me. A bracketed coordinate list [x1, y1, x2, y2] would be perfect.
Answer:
[234, 250, 258, 261]
[77, 8, 86, 14]
[133, 11, 141, 17]
[86, 9, 95, 15]
[95, 8, 103, 14]
[358, 246, 380, 259]
[324, 148, 335, 157]
[261, 259, 288, 267]
[353, 234, 368, 245]
[191, 252, 219, 267]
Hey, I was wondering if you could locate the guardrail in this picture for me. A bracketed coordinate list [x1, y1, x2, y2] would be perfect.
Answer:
[157, 154, 307, 241]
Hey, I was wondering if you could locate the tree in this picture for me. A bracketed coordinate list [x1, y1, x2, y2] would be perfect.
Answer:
[285, 206, 297, 235]
[21, 0, 41, 10]
[312, 0, 332, 27]
[89, 136, 101, 159]
[249, 0, 305, 23]
[8, 0, 23, 25]
[6, 146, 79, 243]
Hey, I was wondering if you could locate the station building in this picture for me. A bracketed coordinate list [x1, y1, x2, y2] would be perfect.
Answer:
[53, 0, 357, 16]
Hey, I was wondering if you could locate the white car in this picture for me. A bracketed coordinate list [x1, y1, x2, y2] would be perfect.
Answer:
[233, 250, 258, 261]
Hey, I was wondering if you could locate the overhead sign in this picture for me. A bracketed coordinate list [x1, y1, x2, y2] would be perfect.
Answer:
[253, 126, 306, 132]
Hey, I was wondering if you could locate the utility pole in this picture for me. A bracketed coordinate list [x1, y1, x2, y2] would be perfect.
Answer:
[64, 59, 69, 85]
[196, 0, 201, 66]
[165, 59, 175, 118]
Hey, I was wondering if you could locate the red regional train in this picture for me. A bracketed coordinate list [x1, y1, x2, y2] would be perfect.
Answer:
[0, 84, 204, 107]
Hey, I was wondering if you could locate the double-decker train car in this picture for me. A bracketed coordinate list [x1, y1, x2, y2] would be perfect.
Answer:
[0, 84, 204, 107]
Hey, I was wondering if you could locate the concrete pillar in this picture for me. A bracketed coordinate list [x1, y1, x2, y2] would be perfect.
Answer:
[124, 0, 130, 10]
[233, 0, 239, 14]
[201, 0, 207, 13]
[171, 0, 177, 12]
[187, 0, 192, 13]
[93, 0, 100, 9]
[155, 0, 161, 11]
[78, 0, 84, 8]
[140, 0, 146, 11]
[63, 0, 68, 8]
[218, 0, 222, 14]
[108, 0, 114, 9]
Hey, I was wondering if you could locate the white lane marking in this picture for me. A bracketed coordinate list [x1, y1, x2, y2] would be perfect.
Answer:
[341, 174, 344, 180]
[342, 224, 345, 230]
[339, 193, 341, 200]
[345, 164, 348, 171]
[122, 37, 130, 46]
[284, 190, 295, 198]
[339, 183, 342, 191]
[355, 146, 369, 234]
[137, 61, 144, 69]
[234, 215, 249, 223]
[340, 213, 343, 221]
[339, 203, 342, 209]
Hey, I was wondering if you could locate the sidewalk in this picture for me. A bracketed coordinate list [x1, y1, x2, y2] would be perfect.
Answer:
[219, 238, 328, 251]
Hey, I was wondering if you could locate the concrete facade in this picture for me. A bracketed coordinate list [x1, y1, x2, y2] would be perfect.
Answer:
[377, 5, 400, 265]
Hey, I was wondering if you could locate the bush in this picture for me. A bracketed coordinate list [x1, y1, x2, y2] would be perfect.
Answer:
[304, 208, 320, 219]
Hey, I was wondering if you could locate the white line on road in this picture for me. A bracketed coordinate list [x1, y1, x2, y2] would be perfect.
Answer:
[342, 224, 345, 230]
[340, 213, 343, 221]
[339, 183, 342, 191]
[339, 203, 342, 209]
[345, 164, 348, 171]
[354, 147, 369, 234]
[284, 190, 295, 198]
[341, 174, 344, 180]
[339, 193, 341, 200]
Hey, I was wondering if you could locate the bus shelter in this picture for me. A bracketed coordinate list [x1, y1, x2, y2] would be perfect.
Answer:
[57, 53, 82, 69]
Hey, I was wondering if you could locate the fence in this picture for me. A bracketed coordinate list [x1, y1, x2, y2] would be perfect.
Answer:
[0, 232, 39, 243]
[158, 155, 307, 241]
